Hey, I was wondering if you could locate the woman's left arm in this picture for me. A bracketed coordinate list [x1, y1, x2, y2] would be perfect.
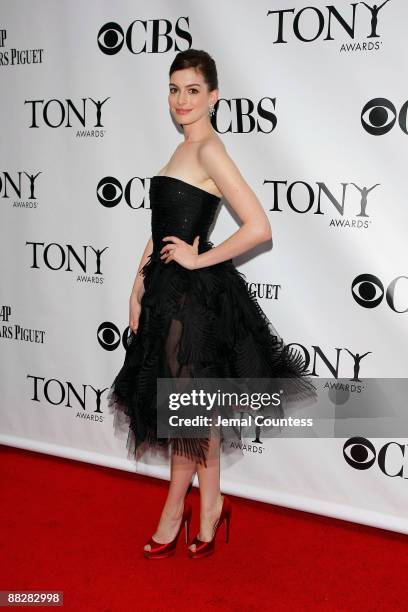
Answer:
[194, 139, 272, 269]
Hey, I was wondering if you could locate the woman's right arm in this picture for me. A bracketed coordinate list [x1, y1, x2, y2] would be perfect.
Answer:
[130, 234, 153, 302]
[129, 235, 153, 332]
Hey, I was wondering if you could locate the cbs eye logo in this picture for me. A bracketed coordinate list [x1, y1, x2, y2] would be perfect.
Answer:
[97, 322, 134, 351]
[97, 19, 191, 55]
[351, 273, 408, 313]
[343, 436, 376, 470]
[96, 176, 150, 209]
[98, 23, 125, 55]
[343, 436, 407, 478]
[361, 98, 408, 135]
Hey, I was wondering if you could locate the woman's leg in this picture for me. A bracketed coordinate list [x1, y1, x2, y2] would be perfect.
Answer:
[144, 314, 197, 551]
[188, 430, 223, 552]
[144, 450, 196, 551]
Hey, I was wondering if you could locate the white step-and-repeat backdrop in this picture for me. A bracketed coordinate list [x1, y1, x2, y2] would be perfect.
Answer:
[2, 0, 408, 534]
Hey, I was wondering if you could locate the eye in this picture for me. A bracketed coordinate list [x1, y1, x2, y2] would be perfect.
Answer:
[168, 87, 199, 94]
[97, 176, 123, 208]
[97, 23, 124, 55]
[97, 322, 121, 351]
[361, 97, 396, 135]
[351, 273, 384, 308]
[343, 437, 376, 470]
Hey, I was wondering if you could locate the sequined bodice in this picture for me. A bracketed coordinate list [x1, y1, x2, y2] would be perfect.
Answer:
[149, 175, 221, 253]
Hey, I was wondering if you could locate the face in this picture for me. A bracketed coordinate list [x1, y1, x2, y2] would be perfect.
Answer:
[168, 67, 218, 125]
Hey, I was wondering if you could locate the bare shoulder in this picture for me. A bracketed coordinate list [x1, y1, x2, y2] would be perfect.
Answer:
[193, 136, 226, 197]
[198, 135, 227, 161]
[198, 135, 247, 198]
[198, 139, 270, 235]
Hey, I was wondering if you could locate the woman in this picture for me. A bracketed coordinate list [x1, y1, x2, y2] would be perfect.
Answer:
[107, 49, 316, 559]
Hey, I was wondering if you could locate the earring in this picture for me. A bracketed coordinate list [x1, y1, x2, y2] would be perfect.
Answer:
[208, 103, 215, 116]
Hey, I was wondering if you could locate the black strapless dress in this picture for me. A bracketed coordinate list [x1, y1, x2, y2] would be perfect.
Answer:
[107, 175, 317, 464]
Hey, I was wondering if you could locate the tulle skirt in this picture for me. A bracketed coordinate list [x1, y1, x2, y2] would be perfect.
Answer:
[107, 243, 317, 465]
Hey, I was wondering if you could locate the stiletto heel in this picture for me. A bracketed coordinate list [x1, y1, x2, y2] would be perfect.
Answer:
[225, 510, 230, 543]
[144, 503, 192, 559]
[184, 510, 191, 544]
[188, 495, 232, 559]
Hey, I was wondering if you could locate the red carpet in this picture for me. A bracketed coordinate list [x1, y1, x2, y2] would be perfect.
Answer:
[1, 444, 407, 611]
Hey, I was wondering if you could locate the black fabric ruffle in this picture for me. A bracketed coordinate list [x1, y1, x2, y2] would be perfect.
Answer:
[107, 244, 317, 465]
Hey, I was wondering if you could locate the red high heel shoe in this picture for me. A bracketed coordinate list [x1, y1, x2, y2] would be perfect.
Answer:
[144, 503, 192, 559]
[188, 495, 231, 559]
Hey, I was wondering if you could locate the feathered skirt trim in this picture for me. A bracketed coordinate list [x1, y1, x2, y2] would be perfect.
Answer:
[107, 247, 317, 465]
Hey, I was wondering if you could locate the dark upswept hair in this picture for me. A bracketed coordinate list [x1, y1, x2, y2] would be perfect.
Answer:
[169, 49, 218, 92]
